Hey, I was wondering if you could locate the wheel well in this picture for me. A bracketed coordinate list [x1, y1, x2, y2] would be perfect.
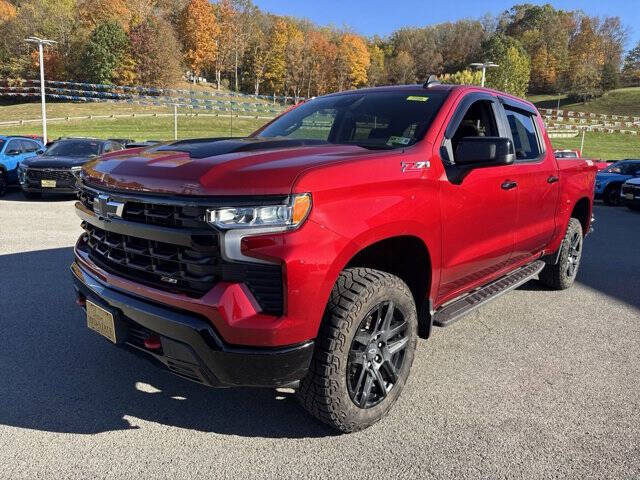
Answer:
[345, 236, 431, 311]
[571, 197, 590, 234]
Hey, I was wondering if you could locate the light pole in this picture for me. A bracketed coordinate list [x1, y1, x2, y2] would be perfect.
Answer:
[24, 36, 57, 144]
[470, 61, 499, 87]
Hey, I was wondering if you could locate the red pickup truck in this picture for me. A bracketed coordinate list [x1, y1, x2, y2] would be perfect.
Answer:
[72, 83, 596, 432]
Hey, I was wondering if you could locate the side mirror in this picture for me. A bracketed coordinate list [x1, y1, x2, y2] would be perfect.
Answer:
[6, 149, 20, 156]
[454, 137, 515, 167]
[36, 149, 44, 155]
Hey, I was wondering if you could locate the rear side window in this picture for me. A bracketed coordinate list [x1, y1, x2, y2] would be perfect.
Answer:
[5, 140, 22, 154]
[20, 140, 40, 152]
[505, 108, 541, 161]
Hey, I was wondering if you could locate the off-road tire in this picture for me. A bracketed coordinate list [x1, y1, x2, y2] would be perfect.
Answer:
[603, 184, 621, 206]
[297, 267, 418, 433]
[22, 191, 41, 200]
[538, 218, 583, 290]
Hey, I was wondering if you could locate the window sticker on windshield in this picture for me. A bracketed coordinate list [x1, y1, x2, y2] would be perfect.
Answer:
[387, 136, 411, 146]
[406, 96, 429, 102]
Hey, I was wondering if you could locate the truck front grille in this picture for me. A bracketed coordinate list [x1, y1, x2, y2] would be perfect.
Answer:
[27, 168, 76, 185]
[77, 184, 284, 315]
[82, 221, 218, 296]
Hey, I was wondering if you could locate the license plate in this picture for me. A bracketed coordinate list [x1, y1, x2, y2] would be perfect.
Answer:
[625, 193, 634, 200]
[86, 300, 117, 343]
[41, 179, 56, 188]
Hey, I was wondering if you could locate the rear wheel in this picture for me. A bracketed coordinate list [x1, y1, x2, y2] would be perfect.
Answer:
[603, 184, 621, 206]
[539, 218, 583, 290]
[297, 268, 418, 432]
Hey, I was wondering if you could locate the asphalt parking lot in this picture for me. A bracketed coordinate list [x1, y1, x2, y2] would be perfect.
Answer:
[0, 189, 639, 479]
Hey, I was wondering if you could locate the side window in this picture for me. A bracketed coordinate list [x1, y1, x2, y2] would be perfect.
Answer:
[5, 140, 22, 154]
[504, 108, 541, 161]
[21, 140, 39, 152]
[103, 142, 115, 153]
[451, 100, 499, 160]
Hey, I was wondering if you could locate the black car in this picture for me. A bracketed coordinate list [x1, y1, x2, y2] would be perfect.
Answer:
[18, 138, 124, 198]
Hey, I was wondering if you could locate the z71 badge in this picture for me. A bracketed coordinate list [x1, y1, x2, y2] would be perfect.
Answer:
[401, 161, 430, 172]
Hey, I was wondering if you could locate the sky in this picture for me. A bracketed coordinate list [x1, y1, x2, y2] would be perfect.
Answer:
[252, 0, 640, 50]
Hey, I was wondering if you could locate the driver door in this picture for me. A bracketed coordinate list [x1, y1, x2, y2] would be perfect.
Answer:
[436, 94, 518, 303]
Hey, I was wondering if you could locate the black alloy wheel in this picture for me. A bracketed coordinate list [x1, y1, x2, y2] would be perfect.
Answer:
[347, 301, 409, 409]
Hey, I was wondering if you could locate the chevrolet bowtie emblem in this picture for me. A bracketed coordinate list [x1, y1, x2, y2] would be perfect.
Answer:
[93, 194, 125, 219]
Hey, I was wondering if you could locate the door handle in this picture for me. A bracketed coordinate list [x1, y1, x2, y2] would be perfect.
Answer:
[501, 180, 518, 190]
[547, 175, 559, 184]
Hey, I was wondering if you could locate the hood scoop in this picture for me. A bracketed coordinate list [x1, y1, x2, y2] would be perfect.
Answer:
[153, 137, 329, 159]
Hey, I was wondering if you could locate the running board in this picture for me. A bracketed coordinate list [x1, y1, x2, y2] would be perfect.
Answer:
[432, 260, 545, 328]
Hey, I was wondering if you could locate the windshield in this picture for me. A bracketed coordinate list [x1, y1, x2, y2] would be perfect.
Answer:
[604, 161, 640, 174]
[45, 140, 101, 157]
[255, 91, 448, 149]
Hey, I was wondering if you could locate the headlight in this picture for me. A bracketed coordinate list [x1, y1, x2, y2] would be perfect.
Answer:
[71, 166, 83, 178]
[206, 193, 312, 230]
[17, 164, 26, 183]
[208, 194, 312, 264]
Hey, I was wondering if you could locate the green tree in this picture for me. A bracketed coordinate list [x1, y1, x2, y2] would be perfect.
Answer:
[622, 41, 640, 87]
[482, 33, 531, 97]
[440, 69, 483, 85]
[82, 20, 130, 84]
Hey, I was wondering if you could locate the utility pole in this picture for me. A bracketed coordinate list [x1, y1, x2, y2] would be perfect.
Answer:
[25, 36, 57, 144]
[470, 61, 499, 87]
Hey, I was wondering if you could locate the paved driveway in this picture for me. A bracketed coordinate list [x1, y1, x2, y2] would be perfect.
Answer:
[0, 190, 638, 479]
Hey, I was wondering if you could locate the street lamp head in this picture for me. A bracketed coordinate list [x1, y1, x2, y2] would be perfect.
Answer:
[24, 36, 57, 46]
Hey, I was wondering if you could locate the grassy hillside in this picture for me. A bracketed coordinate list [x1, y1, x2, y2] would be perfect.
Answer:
[0, 102, 268, 141]
[529, 87, 640, 117]
[1, 100, 639, 160]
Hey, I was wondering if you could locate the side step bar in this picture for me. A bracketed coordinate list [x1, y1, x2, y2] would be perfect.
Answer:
[432, 260, 546, 328]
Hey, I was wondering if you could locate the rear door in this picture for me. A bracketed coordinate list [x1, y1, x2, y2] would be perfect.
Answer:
[3, 139, 27, 180]
[437, 93, 518, 303]
[500, 100, 558, 261]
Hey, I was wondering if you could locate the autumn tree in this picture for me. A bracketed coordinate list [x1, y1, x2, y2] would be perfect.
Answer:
[0, 0, 16, 23]
[284, 21, 306, 100]
[213, 0, 236, 90]
[367, 43, 386, 86]
[390, 27, 442, 80]
[180, 0, 219, 81]
[336, 33, 370, 90]
[567, 16, 604, 101]
[263, 19, 287, 94]
[387, 50, 415, 84]
[129, 17, 182, 86]
[82, 20, 130, 84]
[77, 0, 132, 31]
[306, 29, 336, 96]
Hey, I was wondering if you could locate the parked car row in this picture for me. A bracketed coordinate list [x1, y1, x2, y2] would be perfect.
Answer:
[594, 159, 640, 210]
[0, 136, 163, 198]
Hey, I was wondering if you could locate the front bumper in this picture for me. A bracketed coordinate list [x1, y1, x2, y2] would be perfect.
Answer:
[71, 261, 314, 387]
[19, 167, 78, 194]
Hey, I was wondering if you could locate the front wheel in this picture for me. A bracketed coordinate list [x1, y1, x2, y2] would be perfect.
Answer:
[603, 184, 621, 206]
[538, 218, 583, 290]
[0, 173, 7, 197]
[297, 268, 418, 433]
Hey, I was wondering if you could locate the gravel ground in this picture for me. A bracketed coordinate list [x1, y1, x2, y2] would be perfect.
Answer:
[0, 189, 639, 479]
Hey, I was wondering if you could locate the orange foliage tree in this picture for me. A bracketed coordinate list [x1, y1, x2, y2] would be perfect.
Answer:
[180, 0, 219, 79]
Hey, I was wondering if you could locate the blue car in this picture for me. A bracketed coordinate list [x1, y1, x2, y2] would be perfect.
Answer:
[0, 135, 45, 196]
[594, 159, 640, 205]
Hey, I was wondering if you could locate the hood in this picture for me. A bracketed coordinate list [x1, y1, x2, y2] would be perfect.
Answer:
[625, 177, 640, 186]
[596, 171, 629, 180]
[22, 155, 94, 168]
[82, 137, 381, 196]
